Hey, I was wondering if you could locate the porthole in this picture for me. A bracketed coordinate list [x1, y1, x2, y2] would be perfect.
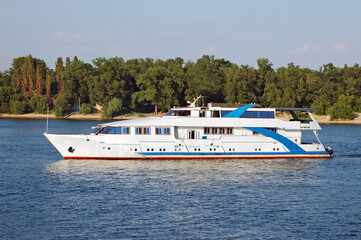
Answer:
[163, 148, 166, 151]
[147, 148, 149, 151]
[108, 147, 111, 150]
[198, 148, 200, 151]
[151, 148, 154, 151]
[135, 149, 137, 152]
[233, 148, 235, 151]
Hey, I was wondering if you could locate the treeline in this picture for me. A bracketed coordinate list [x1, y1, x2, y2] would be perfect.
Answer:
[0, 55, 361, 119]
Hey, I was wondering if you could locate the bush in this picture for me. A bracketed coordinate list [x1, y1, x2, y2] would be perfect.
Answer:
[311, 97, 331, 115]
[30, 94, 48, 113]
[0, 103, 9, 113]
[54, 92, 71, 117]
[80, 103, 95, 114]
[102, 98, 122, 118]
[327, 99, 354, 120]
[9, 99, 27, 114]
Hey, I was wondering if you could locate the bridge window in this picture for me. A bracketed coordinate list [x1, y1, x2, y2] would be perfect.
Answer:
[241, 111, 275, 119]
[221, 110, 232, 117]
[166, 110, 191, 116]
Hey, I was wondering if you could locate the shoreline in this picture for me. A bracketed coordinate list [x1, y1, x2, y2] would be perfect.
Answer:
[0, 112, 165, 121]
[1, 112, 361, 125]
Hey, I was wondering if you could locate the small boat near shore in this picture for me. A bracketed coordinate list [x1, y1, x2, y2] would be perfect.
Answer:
[44, 101, 333, 160]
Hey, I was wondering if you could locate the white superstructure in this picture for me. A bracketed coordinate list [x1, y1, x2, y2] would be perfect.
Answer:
[44, 103, 332, 160]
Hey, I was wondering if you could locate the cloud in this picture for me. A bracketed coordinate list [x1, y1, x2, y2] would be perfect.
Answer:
[50, 32, 108, 42]
[290, 45, 321, 54]
[200, 47, 216, 55]
[332, 43, 348, 53]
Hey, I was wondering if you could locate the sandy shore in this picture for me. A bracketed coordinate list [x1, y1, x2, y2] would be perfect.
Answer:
[1, 112, 361, 124]
[0, 111, 165, 121]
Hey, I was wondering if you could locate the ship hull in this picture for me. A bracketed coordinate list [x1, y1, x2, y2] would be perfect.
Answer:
[45, 133, 331, 160]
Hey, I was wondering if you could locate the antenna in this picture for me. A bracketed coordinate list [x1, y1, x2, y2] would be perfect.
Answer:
[46, 107, 49, 133]
[189, 95, 202, 107]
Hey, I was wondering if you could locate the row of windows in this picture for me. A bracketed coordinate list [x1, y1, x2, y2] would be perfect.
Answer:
[241, 111, 275, 119]
[204, 127, 233, 135]
[155, 127, 171, 135]
[166, 109, 275, 118]
[166, 110, 191, 116]
[97, 127, 130, 135]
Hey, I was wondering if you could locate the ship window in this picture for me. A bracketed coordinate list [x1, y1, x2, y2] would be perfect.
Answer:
[227, 128, 233, 135]
[98, 127, 113, 134]
[268, 111, 275, 118]
[221, 110, 232, 117]
[200, 110, 206, 117]
[108, 128, 116, 134]
[254, 111, 261, 118]
[91, 127, 101, 134]
[261, 111, 268, 118]
[212, 111, 220, 117]
[166, 110, 190, 116]
[221, 128, 226, 134]
[156, 128, 162, 134]
[204, 127, 211, 134]
[123, 127, 130, 134]
[136, 127, 150, 135]
[246, 111, 253, 118]
[164, 128, 170, 135]
[212, 127, 218, 134]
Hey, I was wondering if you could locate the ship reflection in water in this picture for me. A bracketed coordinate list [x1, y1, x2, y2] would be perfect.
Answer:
[45, 158, 324, 184]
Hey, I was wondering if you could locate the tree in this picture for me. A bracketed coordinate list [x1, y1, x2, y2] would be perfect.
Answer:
[55, 57, 64, 92]
[311, 97, 331, 115]
[35, 65, 43, 95]
[133, 59, 186, 113]
[185, 55, 230, 103]
[102, 97, 122, 118]
[54, 91, 71, 117]
[30, 94, 47, 113]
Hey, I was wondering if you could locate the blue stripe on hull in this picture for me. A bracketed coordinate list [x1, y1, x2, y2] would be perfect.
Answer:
[244, 127, 305, 152]
[139, 151, 330, 156]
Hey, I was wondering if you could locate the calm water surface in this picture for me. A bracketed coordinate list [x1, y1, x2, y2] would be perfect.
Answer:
[1, 119, 361, 239]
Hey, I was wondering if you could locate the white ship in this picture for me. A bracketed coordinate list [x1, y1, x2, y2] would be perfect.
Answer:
[44, 101, 332, 160]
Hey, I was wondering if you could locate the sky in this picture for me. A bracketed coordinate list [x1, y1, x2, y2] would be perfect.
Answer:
[1, 0, 361, 71]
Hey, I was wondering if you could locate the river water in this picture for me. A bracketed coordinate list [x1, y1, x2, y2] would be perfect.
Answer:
[0, 119, 361, 239]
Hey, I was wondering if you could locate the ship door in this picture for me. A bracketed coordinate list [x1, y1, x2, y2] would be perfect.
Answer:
[188, 130, 196, 139]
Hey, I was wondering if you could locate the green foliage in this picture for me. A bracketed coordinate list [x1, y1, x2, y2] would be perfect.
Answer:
[311, 97, 331, 115]
[2, 55, 361, 119]
[80, 103, 95, 114]
[327, 96, 354, 120]
[137, 113, 146, 118]
[54, 92, 71, 117]
[30, 94, 47, 113]
[0, 85, 13, 113]
[9, 99, 27, 114]
[102, 97, 122, 118]
[133, 59, 186, 113]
